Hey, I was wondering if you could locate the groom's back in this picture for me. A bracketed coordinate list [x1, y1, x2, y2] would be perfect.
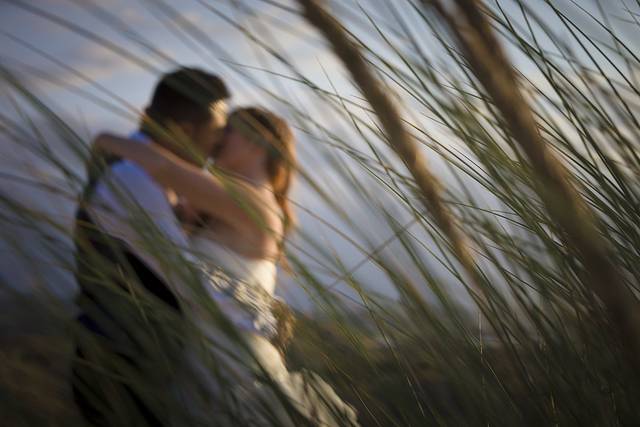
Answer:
[74, 152, 183, 311]
[72, 153, 184, 426]
[74, 151, 183, 307]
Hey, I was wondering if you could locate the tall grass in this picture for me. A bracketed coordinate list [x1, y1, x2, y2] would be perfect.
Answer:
[2, 0, 640, 425]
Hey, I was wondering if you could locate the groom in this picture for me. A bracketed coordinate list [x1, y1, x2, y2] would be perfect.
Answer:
[72, 67, 230, 426]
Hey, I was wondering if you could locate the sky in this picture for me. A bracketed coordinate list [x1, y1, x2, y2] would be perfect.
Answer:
[0, 0, 399, 314]
[1, 0, 638, 314]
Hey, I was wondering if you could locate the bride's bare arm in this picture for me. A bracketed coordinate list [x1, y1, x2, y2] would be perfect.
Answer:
[93, 133, 264, 228]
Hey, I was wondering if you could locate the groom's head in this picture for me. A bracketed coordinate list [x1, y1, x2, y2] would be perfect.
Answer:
[142, 67, 230, 163]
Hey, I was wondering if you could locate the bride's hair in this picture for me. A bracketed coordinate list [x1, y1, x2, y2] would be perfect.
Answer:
[227, 107, 297, 238]
[228, 107, 298, 353]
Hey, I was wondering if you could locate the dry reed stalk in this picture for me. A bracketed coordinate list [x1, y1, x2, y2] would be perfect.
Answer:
[296, 0, 486, 301]
[425, 0, 640, 371]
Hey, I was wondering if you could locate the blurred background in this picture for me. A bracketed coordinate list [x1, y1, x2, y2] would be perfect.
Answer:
[2, 0, 640, 425]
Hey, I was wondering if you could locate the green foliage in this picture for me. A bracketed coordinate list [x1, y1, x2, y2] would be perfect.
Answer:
[2, 0, 640, 425]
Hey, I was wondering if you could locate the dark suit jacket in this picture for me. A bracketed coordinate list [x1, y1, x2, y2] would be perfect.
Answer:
[72, 152, 183, 426]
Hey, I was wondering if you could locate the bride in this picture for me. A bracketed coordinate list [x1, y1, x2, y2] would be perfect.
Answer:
[93, 107, 359, 426]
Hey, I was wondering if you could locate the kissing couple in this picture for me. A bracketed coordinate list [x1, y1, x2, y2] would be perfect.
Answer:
[71, 67, 359, 426]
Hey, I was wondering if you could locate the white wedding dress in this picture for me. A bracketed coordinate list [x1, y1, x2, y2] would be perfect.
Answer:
[169, 233, 359, 426]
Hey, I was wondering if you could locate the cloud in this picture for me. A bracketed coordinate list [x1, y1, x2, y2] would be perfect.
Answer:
[1, 36, 147, 102]
[120, 5, 147, 27]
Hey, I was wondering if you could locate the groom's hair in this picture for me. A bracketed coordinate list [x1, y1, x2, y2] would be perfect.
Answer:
[144, 67, 230, 126]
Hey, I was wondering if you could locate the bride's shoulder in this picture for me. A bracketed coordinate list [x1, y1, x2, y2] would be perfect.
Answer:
[242, 186, 285, 233]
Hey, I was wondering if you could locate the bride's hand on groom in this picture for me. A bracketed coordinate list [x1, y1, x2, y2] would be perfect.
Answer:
[85, 133, 124, 174]
[174, 197, 208, 229]
[91, 132, 120, 156]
